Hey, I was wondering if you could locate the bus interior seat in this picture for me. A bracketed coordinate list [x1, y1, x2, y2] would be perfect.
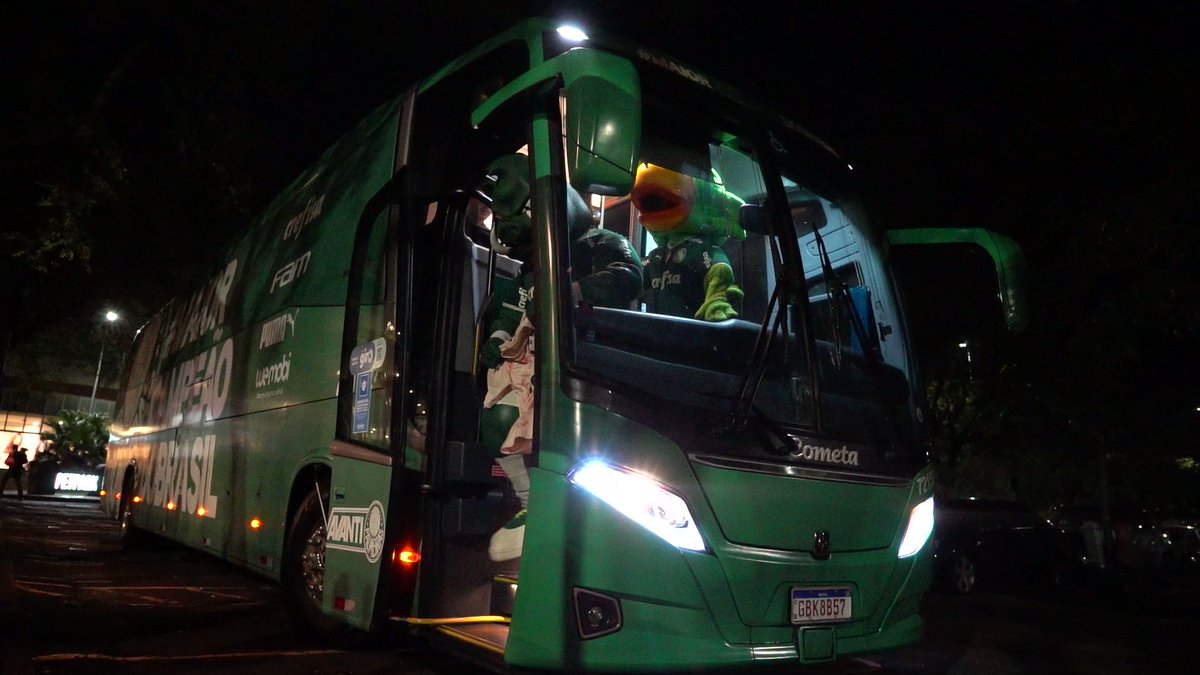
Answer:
[722, 229, 772, 324]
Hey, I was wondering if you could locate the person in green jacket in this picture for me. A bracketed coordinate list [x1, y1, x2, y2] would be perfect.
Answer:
[478, 153, 643, 561]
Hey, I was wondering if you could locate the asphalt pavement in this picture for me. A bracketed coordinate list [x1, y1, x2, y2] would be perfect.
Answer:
[3, 494, 1199, 674]
[0, 495, 480, 675]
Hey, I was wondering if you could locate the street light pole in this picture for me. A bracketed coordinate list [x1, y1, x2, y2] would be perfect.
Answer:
[88, 311, 119, 414]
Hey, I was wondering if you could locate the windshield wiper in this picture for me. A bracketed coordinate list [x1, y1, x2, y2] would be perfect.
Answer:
[718, 246, 806, 438]
[808, 223, 909, 440]
[810, 224, 884, 367]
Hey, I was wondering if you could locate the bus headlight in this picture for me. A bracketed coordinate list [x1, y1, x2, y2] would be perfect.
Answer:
[898, 496, 935, 558]
[569, 460, 706, 552]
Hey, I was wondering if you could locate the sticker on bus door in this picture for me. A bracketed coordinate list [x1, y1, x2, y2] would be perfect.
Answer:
[348, 338, 385, 434]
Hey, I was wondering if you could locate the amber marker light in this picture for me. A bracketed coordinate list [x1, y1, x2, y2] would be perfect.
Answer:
[196, 506, 207, 517]
[249, 518, 263, 530]
[132, 496, 142, 503]
[99, 490, 107, 497]
[394, 545, 420, 566]
[166, 501, 176, 510]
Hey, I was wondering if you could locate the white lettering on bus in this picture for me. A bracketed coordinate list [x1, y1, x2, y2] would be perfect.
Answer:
[328, 513, 365, 545]
[259, 310, 298, 349]
[255, 352, 292, 389]
[166, 338, 233, 427]
[915, 471, 935, 496]
[325, 502, 386, 562]
[283, 195, 325, 241]
[270, 251, 312, 294]
[787, 438, 861, 467]
[147, 435, 218, 517]
[162, 259, 239, 354]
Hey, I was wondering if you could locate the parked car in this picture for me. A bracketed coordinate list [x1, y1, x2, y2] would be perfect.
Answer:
[1161, 522, 1200, 570]
[932, 498, 1072, 594]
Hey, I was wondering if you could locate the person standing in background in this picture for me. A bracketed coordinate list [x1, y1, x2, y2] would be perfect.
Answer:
[2, 444, 29, 500]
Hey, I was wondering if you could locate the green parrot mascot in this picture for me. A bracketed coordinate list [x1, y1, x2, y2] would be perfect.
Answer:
[631, 162, 747, 321]
[479, 153, 643, 562]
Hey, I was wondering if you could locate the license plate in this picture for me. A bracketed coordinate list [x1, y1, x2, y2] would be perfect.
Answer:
[790, 587, 852, 624]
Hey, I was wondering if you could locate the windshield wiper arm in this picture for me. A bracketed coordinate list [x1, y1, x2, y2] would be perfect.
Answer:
[720, 257, 803, 435]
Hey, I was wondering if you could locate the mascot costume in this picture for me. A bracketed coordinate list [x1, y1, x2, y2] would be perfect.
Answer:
[631, 163, 747, 321]
[479, 153, 643, 561]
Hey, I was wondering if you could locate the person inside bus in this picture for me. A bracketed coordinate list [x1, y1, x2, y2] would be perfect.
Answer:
[630, 162, 747, 321]
[478, 152, 643, 561]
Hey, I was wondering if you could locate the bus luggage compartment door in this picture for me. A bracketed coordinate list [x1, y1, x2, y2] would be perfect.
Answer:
[321, 440, 396, 630]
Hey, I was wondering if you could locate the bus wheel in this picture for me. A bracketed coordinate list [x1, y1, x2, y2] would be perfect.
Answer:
[118, 474, 146, 549]
[951, 554, 978, 594]
[283, 488, 356, 642]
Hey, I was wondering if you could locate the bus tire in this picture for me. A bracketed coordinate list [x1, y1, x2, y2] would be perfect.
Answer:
[951, 554, 978, 594]
[283, 488, 359, 643]
[117, 472, 147, 549]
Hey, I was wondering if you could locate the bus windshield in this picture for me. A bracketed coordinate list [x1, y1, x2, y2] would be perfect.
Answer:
[563, 95, 922, 476]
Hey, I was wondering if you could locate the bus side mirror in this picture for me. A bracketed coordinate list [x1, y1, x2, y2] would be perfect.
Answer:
[471, 48, 641, 196]
[887, 228, 1029, 333]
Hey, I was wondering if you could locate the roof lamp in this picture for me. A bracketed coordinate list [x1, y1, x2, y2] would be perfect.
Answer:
[556, 25, 588, 42]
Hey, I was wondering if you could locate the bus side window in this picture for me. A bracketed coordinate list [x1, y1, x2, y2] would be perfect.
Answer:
[341, 209, 395, 450]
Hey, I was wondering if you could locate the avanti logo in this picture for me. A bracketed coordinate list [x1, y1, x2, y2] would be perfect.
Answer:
[326, 500, 386, 563]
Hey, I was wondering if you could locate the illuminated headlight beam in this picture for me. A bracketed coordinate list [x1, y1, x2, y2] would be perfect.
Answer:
[898, 496, 935, 558]
[569, 460, 706, 552]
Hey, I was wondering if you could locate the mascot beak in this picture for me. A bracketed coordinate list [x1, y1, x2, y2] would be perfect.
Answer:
[631, 163, 695, 233]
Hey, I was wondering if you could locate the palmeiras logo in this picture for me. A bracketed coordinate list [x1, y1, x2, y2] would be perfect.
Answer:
[363, 501, 385, 563]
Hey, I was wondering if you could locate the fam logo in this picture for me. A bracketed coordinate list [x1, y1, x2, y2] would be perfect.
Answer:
[325, 500, 386, 564]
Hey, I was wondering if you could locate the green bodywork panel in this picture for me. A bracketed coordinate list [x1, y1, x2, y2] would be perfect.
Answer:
[693, 464, 910, 553]
[103, 94, 403, 585]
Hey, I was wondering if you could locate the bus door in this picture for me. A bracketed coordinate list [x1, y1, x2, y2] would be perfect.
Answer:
[321, 91, 421, 631]
[394, 149, 534, 656]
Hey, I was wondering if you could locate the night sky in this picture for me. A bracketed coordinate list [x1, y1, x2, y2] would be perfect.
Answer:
[4, 1, 1194, 306]
[3, 2, 1198, 505]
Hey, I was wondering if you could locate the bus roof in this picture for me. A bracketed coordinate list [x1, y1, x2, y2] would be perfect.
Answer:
[417, 16, 846, 166]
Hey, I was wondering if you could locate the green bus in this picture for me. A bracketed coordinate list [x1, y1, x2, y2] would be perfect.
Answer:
[103, 17, 1026, 671]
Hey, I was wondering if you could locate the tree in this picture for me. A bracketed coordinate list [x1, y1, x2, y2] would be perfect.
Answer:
[39, 410, 110, 469]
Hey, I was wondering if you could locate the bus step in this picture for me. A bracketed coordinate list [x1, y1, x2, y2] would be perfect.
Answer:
[397, 616, 510, 660]
[490, 573, 519, 617]
[435, 622, 508, 656]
